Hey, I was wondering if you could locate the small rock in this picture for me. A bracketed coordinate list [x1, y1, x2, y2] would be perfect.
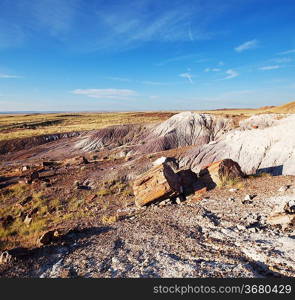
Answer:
[19, 196, 33, 207]
[248, 227, 257, 233]
[228, 197, 235, 201]
[77, 185, 91, 190]
[0, 251, 12, 265]
[86, 194, 97, 202]
[176, 198, 182, 205]
[278, 185, 290, 192]
[236, 225, 245, 231]
[267, 213, 295, 228]
[284, 200, 295, 214]
[39, 230, 59, 245]
[242, 194, 255, 204]
[82, 156, 89, 164]
[43, 161, 57, 167]
[24, 215, 32, 225]
[0, 215, 14, 228]
[229, 188, 237, 192]
[244, 194, 254, 201]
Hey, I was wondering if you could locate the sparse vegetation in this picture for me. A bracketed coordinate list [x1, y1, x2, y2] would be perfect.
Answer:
[0, 112, 175, 142]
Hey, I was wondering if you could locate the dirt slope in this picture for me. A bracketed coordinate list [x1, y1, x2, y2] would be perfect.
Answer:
[269, 101, 295, 113]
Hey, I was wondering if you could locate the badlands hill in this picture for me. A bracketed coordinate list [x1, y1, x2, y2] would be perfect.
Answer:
[269, 101, 295, 113]
[0, 106, 295, 278]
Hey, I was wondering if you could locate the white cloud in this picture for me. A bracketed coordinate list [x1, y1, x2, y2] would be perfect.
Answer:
[156, 54, 199, 66]
[259, 65, 280, 71]
[72, 89, 137, 99]
[204, 67, 221, 72]
[0, 73, 22, 78]
[223, 69, 239, 79]
[104, 76, 132, 82]
[235, 39, 258, 52]
[218, 61, 225, 66]
[179, 72, 193, 84]
[270, 57, 292, 63]
[106, 76, 171, 86]
[278, 49, 295, 55]
[140, 80, 170, 86]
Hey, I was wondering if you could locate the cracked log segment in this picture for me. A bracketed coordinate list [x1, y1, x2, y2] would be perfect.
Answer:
[199, 159, 244, 189]
[133, 163, 182, 207]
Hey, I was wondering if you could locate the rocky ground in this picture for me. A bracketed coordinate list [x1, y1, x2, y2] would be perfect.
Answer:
[1, 175, 295, 278]
[0, 112, 295, 278]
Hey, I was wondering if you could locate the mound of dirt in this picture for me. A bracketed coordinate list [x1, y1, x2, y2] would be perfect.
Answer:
[136, 112, 231, 154]
[269, 101, 295, 113]
[74, 113, 231, 155]
[74, 124, 149, 152]
[181, 114, 295, 175]
[0, 132, 82, 155]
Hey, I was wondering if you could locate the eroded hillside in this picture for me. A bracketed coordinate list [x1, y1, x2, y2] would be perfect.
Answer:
[0, 111, 295, 278]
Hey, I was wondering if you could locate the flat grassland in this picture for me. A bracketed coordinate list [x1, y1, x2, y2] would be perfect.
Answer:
[0, 108, 267, 142]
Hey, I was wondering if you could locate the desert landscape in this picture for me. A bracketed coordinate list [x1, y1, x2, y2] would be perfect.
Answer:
[1, 102, 295, 278]
[1, 1, 295, 285]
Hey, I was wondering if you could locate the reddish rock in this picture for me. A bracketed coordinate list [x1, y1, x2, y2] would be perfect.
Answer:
[199, 159, 244, 189]
[133, 163, 182, 207]
[86, 194, 97, 202]
[63, 156, 89, 166]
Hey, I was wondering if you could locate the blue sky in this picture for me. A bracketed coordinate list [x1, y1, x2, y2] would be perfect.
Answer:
[0, 0, 295, 111]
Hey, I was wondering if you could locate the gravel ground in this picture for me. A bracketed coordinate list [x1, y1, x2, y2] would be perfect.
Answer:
[1, 176, 295, 278]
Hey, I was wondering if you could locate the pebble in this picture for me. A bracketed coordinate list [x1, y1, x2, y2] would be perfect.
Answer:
[176, 199, 182, 205]
[278, 185, 289, 192]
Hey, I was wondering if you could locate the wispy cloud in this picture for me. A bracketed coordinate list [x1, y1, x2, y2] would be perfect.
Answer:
[72, 89, 137, 100]
[259, 65, 280, 71]
[140, 80, 171, 86]
[270, 57, 292, 63]
[278, 49, 295, 55]
[0, 0, 80, 48]
[0, 0, 233, 52]
[104, 76, 132, 82]
[156, 54, 200, 66]
[235, 39, 258, 52]
[179, 72, 193, 84]
[204, 68, 221, 72]
[0, 73, 22, 78]
[223, 69, 239, 79]
[105, 76, 171, 86]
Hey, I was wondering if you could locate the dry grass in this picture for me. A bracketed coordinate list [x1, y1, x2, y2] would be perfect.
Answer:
[0, 105, 282, 142]
[0, 112, 175, 142]
[0, 174, 134, 250]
